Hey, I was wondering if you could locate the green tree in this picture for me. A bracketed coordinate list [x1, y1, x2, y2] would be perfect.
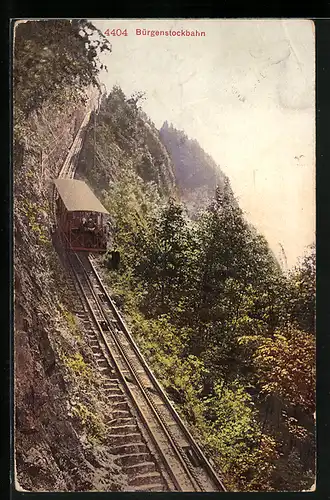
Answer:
[203, 380, 279, 491]
[134, 198, 194, 316]
[14, 19, 111, 119]
[253, 326, 315, 413]
[186, 184, 262, 353]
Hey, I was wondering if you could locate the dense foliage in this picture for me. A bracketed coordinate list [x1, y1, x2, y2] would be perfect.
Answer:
[79, 87, 316, 491]
[79, 86, 175, 196]
[14, 19, 111, 120]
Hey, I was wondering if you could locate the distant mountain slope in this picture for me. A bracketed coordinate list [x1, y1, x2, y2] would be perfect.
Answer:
[159, 121, 234, 212]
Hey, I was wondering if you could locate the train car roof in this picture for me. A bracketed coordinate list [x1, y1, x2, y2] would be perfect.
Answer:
[53, 178, 109, 214]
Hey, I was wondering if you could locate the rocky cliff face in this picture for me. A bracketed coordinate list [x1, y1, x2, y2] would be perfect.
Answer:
[78, 87, 176, 199]
[159, 122, 233, 213]
[14, 99, 126, 491]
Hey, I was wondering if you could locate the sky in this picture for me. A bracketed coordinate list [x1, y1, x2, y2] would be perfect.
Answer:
[91, 19, 315, 270]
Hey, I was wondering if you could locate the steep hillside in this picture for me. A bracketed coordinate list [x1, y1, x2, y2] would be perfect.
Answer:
[159, 122, 232, 213]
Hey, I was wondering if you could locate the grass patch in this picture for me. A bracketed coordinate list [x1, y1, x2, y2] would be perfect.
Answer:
[61, 352, 94, 385]
[59, 304, 82, 341]
[71, 401, 106, 444]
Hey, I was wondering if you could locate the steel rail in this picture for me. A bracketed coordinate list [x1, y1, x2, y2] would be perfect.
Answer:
[69, 251, 202, 492]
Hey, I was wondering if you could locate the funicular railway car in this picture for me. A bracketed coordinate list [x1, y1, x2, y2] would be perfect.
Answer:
[54, 178, 109, 252]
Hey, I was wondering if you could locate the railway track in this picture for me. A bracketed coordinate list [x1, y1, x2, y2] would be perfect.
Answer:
[53, 92, 226, 492]
[66, 250, 226, 492]
[51, 98, 96, 222]
[58, 106, 93, 179]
